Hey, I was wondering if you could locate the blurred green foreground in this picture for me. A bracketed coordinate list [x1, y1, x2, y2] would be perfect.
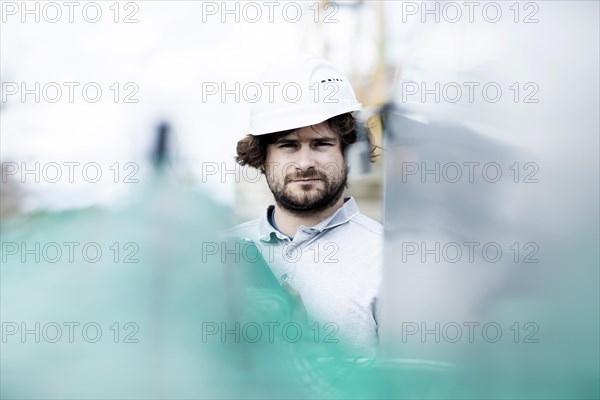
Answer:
[2, 168, 597, 399]
[0, 172, 423, 399]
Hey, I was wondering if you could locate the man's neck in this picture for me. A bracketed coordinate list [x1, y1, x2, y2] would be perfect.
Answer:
[273, 196, 345, 238]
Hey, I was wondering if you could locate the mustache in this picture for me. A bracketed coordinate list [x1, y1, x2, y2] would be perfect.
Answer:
[284, 170, 327, 184]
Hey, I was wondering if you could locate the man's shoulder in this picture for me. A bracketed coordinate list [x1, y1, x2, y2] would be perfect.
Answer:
[221, 218, 262, 241]
[348, 212, 383, 237]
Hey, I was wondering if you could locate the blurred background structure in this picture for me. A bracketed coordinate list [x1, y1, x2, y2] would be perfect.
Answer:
[1, 1, 599, 399]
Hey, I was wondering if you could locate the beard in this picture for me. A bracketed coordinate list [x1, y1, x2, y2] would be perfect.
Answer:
[266, 164, 348, 216]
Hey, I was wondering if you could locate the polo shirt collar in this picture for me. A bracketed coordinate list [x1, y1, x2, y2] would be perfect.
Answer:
[258, 197, 360, 242]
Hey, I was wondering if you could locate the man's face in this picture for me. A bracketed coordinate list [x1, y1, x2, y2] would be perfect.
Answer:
[264, 122, 347, 215]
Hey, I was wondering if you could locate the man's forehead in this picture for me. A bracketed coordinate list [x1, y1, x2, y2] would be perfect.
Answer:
[279, 123, 337, 141]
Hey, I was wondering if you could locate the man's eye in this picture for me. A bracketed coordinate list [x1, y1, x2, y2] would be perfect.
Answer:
[279, 143, 296, 148]
[316, 142, 333, 147]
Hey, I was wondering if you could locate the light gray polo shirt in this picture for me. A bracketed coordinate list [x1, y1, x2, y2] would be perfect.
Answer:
[224, 197, 383, 355]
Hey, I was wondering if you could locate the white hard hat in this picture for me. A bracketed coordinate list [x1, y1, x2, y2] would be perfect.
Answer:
[246, 53, 362, 136]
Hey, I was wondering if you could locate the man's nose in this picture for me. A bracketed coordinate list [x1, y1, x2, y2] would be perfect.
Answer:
[295, 146, 317, 171]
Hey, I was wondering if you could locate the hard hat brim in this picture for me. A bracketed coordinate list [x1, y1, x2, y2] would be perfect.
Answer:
[246, 102, 362, 136]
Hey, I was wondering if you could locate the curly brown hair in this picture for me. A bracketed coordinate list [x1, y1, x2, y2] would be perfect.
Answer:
[235, 113, 378, 173]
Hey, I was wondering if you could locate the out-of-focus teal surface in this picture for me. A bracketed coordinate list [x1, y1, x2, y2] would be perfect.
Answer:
[0, 173, 411, 399]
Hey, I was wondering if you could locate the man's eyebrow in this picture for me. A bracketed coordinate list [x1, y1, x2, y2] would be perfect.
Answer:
[273, 135, 338, 144]
[273, 137, 298, 144]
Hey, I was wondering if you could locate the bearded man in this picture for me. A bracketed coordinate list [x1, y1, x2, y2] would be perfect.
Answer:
[225, 54, 382, 355]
